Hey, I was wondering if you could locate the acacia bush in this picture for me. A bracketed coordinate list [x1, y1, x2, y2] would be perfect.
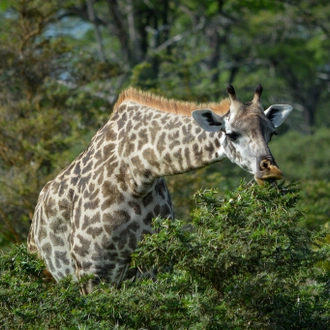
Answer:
[0, 182, 329, 329]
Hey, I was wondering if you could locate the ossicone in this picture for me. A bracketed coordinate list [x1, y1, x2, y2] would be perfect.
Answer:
[252, 84, 263, 103]
[226, 84, 237, 101]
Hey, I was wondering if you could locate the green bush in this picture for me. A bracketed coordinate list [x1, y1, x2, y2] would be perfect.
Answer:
[0, 183, 329, 329]
[134, 182, 330, 329]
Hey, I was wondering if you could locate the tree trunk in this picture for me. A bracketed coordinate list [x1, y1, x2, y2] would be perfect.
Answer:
[86, 0, 105, 62]
[205, 24, 221, 83]
[304, 106, 315, 131]
[126, 0, 143, 64]
[107, 0, 131, 65]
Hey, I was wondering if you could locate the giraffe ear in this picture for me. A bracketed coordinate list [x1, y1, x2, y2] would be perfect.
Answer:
[192, 109, 225, 132]
[264, 104, 293, 128]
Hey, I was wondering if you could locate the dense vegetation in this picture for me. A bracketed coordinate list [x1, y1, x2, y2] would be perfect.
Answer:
[0, 1, 329, 327]
[1, 183, 329, 329]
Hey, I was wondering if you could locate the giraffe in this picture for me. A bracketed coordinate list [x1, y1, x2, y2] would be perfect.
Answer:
[27, 84, 292, 294]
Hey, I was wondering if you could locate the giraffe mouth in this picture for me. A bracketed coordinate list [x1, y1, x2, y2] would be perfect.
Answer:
[255, 176, 282, 186]
[255, 166, 283, 185]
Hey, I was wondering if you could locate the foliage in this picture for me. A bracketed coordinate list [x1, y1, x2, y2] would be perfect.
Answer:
[1, 183, 329, 329]
[0, 0, 120, 245]
[134, 182, 330, 328]
[271, 128, 330, 181]
[298, 180, 330, 229]
[270, 128, 330, 229]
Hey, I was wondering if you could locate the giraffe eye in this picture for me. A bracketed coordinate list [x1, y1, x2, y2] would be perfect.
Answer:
[226, 132, 239, 141]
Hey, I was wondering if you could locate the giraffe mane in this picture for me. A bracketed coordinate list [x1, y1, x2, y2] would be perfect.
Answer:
[114, 87, 230, 116]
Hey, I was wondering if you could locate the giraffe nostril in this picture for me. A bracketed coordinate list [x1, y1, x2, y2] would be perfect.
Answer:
[257, 157, 283, 183]
[260, 159, 271, 171]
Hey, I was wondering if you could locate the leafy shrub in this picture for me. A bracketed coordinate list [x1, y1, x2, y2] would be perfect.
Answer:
[0, 182, 329, 329]
[134, 182, 330, 329]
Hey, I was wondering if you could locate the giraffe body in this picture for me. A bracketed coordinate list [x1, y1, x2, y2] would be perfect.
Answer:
[28, 85, 292, 293]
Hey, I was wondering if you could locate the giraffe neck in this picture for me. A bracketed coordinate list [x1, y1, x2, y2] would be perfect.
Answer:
[106, 102, 225, 195]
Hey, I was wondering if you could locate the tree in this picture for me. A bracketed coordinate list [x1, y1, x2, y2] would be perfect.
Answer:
[0, 0, 120, 244]
[229, 1, 330, 132]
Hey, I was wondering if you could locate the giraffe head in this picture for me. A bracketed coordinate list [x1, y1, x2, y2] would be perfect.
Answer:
[192, 84, 292, 184]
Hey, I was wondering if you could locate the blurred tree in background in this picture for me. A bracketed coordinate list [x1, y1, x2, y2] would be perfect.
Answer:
[0, 0, 121, 245]
[0, 0, 329, 246]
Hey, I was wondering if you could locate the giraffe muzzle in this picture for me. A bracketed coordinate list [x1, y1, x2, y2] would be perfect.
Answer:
[255, 158, 283, 185]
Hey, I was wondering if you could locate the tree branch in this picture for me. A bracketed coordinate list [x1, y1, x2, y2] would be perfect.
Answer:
[86, 0, 105, 62]
[150, 17, 205, 54]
